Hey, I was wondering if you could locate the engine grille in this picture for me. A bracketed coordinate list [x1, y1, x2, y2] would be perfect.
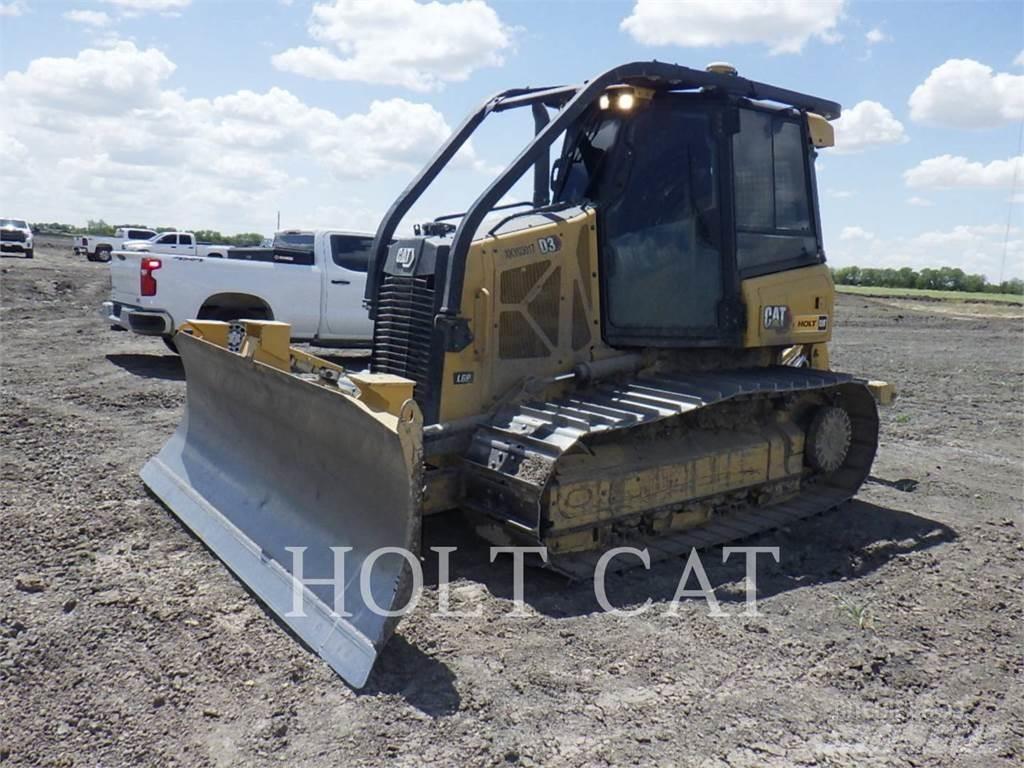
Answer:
[371, 274, 436, 404]
[1, 230, 26, 242]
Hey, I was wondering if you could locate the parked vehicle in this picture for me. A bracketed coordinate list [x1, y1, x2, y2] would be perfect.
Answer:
[0, 218, 33, 258]
[223, 229, 314, 262]
[121, 231, 233, 259]
[102, 229, 374, 351]
[75, 228, 157, 262]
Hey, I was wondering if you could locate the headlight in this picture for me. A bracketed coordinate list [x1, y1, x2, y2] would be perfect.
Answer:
[597, 86, 653, 112]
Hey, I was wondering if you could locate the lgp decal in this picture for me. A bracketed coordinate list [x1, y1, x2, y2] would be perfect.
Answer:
[453, 371, 475, 385]
[762, 305, 789, 330]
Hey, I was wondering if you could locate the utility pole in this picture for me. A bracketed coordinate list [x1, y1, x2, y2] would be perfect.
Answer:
[276, 210, 281, 232]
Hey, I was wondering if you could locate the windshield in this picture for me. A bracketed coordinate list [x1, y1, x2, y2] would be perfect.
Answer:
[1, 219, 28, 228]
[275, 233, 315, 248]
[595, 100, 723, 338]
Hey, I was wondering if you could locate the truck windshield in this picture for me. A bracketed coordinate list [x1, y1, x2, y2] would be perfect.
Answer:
[1, 219, 28, 228]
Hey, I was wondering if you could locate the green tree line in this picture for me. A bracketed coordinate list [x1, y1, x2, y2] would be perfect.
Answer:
[831, 265, 1023, 296]
[31, 219, 264, 247]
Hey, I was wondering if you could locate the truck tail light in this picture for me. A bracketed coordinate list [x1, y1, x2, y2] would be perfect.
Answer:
[141, 257, 162, 296]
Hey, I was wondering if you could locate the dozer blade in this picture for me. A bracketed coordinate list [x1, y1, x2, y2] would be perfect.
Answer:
[141, 328, 423, 689]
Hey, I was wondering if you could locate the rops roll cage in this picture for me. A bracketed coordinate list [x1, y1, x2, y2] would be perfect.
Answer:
[365, 60, 841, 320]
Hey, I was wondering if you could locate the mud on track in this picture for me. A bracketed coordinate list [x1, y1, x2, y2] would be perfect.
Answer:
[2, 238, 1022, 766]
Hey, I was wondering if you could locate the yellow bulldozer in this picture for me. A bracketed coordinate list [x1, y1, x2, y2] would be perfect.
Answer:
[142, 62, 891, 688]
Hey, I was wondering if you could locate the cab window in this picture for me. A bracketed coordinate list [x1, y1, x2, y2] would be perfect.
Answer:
[330, 235, 373, 272]
[179, 234, 193, 246]
[157, 234, 176, 244]
[733, 108, 817, 276]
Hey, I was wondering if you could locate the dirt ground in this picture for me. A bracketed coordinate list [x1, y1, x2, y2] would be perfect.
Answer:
[2, 237, 1022, 767]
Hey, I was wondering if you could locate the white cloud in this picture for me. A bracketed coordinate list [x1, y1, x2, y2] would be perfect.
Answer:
[1014, 50, 1024, 67]
[829, 225, 1023, 281]
[64, 9, 113, 26]
[2, 42, 175, 114]
[908, 58, 1024, 128]
[904, 154, 1023, 189]
[620, 0, 845, 55]
[0, 1, 26, 16]
[831, 100, 907, 153]
[0, 132, 29, 165]
[100, 0, 190, 10]
[865, 27, 889, 44]
[273, 0, 515, 91]
[906, 196, 933, 207]
[839, 226, 875, 241]
[0, 42, 487, 232]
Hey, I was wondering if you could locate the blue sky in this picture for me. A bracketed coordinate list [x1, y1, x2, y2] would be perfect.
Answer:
[1, 0, 1021, 279]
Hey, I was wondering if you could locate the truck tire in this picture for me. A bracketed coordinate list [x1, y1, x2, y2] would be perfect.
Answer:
[86, 253, 98, 262]
[162, 336, 179, 354]
[24, 249, 33, 259]
[96, 247, 112, 263]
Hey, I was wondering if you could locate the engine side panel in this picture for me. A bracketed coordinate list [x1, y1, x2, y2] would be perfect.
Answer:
[438, 209, 615, 423]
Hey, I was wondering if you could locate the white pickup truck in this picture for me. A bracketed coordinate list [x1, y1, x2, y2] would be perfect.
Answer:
[102, 229, 374, 351]
[75, 227, 157, 262]
[1, 218, 34, 258]
[122, 231, 234, 260]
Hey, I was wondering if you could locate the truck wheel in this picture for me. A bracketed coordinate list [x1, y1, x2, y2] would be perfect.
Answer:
[96, 247, 112, 263]
[24, 249, 33, 259]
[86, 253, 97, 262]
[162, 336, 179, 354]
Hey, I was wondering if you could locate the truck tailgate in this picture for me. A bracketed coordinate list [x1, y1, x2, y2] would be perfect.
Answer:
[110, 251, 142, 303]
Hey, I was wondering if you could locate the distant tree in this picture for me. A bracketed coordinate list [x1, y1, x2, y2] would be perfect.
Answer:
[31, 222, 77, 235]
[229, 232, 264, 246]
[833, 264, 1020, 295]
[193, 229, 226, 243]
[915, 268, 939, 290]
[67, 220, 267, 246]
[831, 266, 860, 285]
[85, 219, 116, 236]
[895, 267, 916, 288]
[962, 273, 986, 293]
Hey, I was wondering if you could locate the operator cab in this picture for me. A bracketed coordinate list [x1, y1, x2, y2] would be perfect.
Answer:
[552, 86, 823, 347]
